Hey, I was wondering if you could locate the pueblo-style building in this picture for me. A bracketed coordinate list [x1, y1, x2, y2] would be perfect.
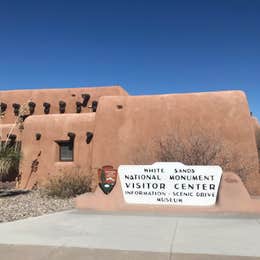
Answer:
[0, 86, 260, 195]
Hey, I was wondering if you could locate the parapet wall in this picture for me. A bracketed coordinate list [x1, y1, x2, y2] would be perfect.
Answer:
[91, 90, 260, 194]
[0, 86, 128, 124]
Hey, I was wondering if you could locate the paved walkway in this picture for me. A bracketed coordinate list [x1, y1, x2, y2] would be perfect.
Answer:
[0, 210, 260, 259]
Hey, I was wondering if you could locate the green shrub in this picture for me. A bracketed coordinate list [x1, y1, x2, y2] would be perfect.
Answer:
[0, 145, 21, 182]
[43, 172, 92, 198]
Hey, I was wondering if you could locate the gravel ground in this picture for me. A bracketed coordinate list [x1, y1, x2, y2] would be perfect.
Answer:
[0, 190, 74, 223]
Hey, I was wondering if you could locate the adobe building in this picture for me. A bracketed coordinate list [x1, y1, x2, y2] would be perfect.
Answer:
[0, 86, 260, 195]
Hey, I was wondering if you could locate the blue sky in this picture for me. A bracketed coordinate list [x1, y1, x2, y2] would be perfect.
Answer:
[0, 0, 259, 118]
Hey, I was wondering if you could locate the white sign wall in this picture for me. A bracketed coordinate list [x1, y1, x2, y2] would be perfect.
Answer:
[118, 162, 223, 206]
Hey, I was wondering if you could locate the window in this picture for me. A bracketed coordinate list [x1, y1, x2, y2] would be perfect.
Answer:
[58, 141, 74, 161]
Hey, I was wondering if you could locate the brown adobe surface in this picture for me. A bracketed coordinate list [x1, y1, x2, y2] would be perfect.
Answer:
[91, 90, 260, 195]
[18, 113, 96, 189]
[0, 85, 128, 124]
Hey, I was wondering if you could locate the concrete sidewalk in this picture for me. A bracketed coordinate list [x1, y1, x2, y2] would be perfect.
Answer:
[0, 210, 260, 259]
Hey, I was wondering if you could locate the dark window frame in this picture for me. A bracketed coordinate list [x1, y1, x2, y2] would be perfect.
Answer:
[57, 140, 74, 162]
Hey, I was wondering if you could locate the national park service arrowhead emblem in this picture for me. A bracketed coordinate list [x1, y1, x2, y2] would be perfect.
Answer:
[98, 165, 118, 195]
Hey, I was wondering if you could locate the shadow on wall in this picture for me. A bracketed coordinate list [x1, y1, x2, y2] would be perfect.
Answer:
[255, 129, 260, 170]
[23, 151, 41, 189]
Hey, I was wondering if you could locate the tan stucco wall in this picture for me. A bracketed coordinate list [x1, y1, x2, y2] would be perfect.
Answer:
[90, 90, 260, 194]
[0, 86, 128, 124]
[1, 87, 260, 195]
[18, 113, 96, 189]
